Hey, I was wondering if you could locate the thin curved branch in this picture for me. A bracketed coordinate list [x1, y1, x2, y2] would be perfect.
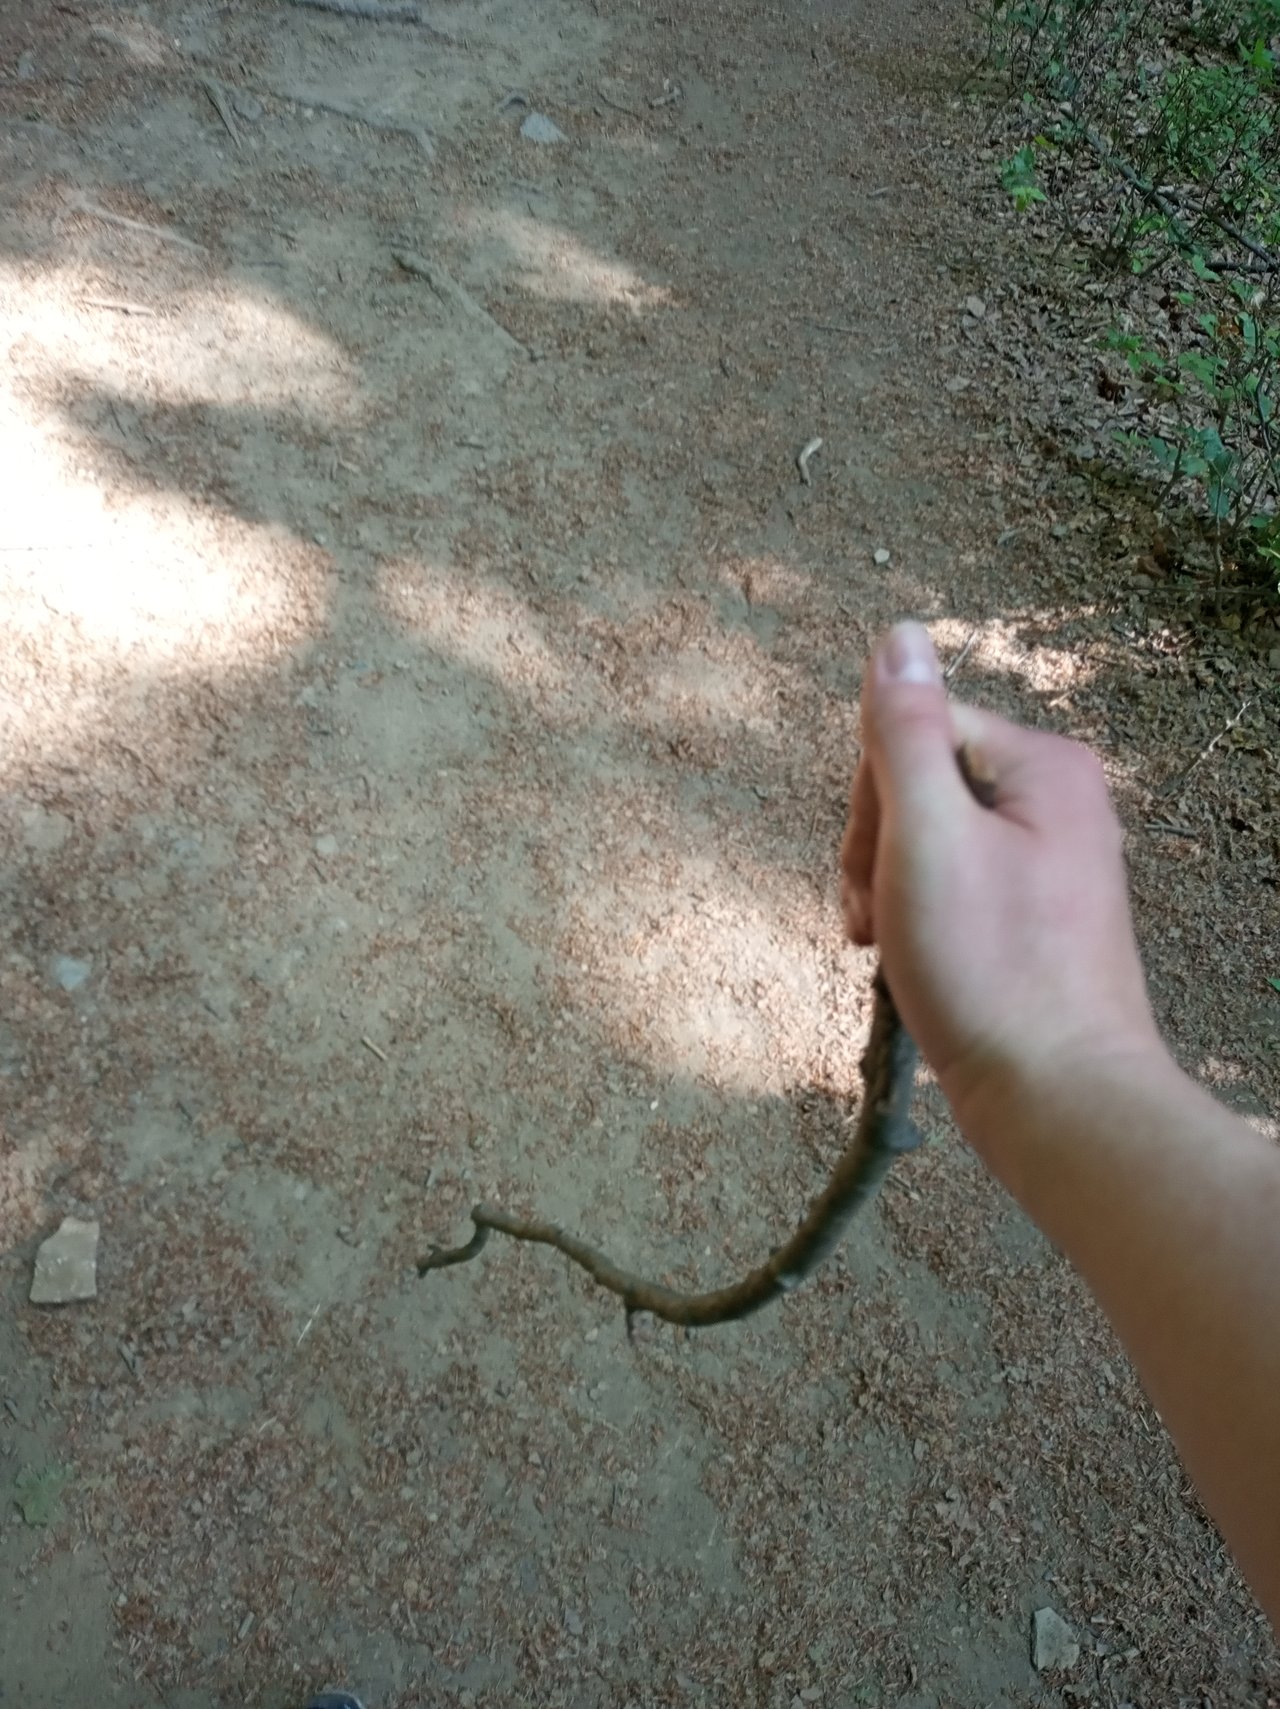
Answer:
[419, 744, 996, 1329]
[419, 974, 921, 1328]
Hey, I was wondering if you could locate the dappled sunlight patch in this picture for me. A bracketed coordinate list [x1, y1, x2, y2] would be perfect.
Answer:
[959, 615, 1094, 697]
[461, 206, 673, 308]
[553, 800, 856, 1100]
[0, 256, 350, 767]
[378, 556, 570, 700]
[0, 385, 325, 769]
[86, 16, 177, 70]
[4, 254, 363, 418]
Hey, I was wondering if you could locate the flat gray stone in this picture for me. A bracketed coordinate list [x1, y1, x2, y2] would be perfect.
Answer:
[314, 833, 339, 858]
[51, 955, 91, 992]
[30, 1216, 100, 1305]
[520, 112, 567, 145]
[1032, 1605, 1079, 1672]
[22, 806, 72, 852]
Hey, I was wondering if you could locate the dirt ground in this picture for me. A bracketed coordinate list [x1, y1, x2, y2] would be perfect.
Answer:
[1, 0, 1278, 1703]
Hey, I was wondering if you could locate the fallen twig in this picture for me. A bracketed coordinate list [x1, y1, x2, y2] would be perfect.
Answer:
[81, 298, 157, 315]
[596, 88, 641, 118]
[419, 747, 997, 1329]
[261, 84, 434, 156]
[68, 193, 206, 253]
[392, 249, 524, 354]
[1158, 698, 1252, 798]
[286, 0, 457, 38]
[198, 75, 241, 148]
[797, 436, 823, 486]
[361, 1034, 389, 1063]
[943, 627, 980, 682]
[420, 973, 922, 1327]
[292, 0, 418, 13]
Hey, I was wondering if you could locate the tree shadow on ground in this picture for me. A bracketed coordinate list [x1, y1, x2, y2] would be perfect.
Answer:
[1, 0, 1277, 1703]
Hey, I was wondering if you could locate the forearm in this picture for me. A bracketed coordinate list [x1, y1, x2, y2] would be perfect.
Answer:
[954, 1051, 1280, 1627]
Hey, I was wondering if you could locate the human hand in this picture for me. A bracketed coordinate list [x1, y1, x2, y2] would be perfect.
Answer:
[840, 623, 1165, 1132]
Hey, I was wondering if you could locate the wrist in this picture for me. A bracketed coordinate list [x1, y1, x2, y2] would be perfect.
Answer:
[942, 1028, 1178, 1199]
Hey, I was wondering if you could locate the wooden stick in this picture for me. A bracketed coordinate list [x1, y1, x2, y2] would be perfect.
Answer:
[68, 194, 205, 253]
[81, 298, 157, 315]
[421, 973, 922, 1328]
[796, 436, 823, 485]
[1158, 698, 1252, 798]
[392, 249, 524, 354]
[286, 0, 457, 40]
[419, 746, 998, 1329]
[596, 89, 641, 118]
[198, 76, 241, 148]
[261, 84, 435, 157]
[943, 627, 980, 682]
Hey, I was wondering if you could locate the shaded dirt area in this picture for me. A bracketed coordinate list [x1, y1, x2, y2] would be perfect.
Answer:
[1, 0, 1278, 1705]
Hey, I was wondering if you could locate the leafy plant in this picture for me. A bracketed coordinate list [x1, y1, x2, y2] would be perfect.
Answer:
[979, 0, 1280, 596]
[11, 1464, 71, 1527]
[1000, 142, 1048, 210]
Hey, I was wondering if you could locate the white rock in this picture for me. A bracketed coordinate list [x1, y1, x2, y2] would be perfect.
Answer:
[1032, 1606, 1080, 1671]
[964, 293, 987, 319]
[314, 834, 339, 858]
[521, 112, 567, 144]
[30, 1216, 100, 1305]
[22, 807, 72, 852]
[873, 547, 891, 566]
[51, 955, 91, 991]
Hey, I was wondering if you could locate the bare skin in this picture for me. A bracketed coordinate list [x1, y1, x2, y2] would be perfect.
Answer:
[842, 621, 1280, 1630]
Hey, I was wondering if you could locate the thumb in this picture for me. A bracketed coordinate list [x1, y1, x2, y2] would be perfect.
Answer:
[860, 622, 969, 830]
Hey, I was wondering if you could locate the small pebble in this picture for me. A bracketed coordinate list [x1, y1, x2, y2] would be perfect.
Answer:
[964, 293, 987, 319]
[520, 112, 567, 144]
[873, 547, 891, 566]
[30, 1216, 100, 1305]
[51, 955, 91, 992]
[1032, 1605, 1080, 1672]
[314, 834, 339, 858]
